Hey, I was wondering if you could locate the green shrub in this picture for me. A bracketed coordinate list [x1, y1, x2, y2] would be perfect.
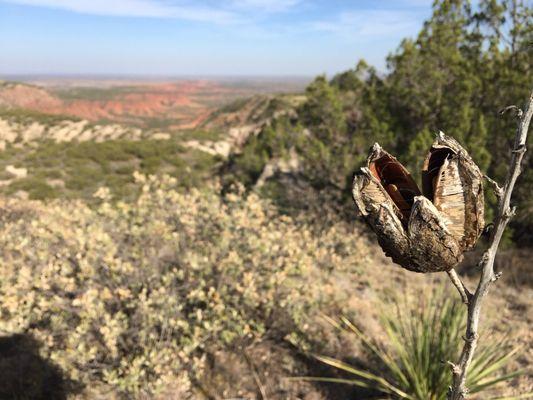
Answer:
[0, 138, 216, 201]
[113, 164, 136, 175]
[7, 177, 58, 200]
[0, 107, 80, 125]
[180, 129, 221, 141]
[139, 156, 162, 173]
[308, 290, 526, 399]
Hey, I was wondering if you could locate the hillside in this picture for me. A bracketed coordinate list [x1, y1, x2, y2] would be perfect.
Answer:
[0, 180, 530, 399]
[0, 110, 146, 148]
[0, 92, 302, 202]
[0, 79, 307, 131]
[0, 80, 62, 109]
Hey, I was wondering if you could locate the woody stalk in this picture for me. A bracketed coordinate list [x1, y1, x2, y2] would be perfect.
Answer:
[352, 90, 533, 399]
[446, 92, 533, 399]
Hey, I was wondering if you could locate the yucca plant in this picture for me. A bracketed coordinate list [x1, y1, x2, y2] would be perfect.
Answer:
[302, 289, 528, 399]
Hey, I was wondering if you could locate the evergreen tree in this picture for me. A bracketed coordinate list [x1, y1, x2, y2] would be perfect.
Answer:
[229, 0, 532, 244]
[299, 75, 346, 144]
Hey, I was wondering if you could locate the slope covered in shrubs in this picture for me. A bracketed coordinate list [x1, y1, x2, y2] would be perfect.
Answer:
[0, 174, 370, 397]
[1, 175, 529, 398]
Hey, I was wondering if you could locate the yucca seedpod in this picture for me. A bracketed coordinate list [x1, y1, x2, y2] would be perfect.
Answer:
[352, 144, 416, 270]
[352, 133, 484, 273]
[422, 132, 485, 251]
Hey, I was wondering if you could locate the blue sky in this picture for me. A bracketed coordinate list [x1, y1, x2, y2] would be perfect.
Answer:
[0, 1, 433, 77]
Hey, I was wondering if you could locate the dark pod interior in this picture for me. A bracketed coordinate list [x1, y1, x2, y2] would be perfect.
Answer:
[369, 153, 421, 221]
[422, 148, 455, 201]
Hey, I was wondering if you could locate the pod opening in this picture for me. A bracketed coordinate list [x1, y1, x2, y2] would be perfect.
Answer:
[422, 148, 455, 201]
[369, 154, 421, 220]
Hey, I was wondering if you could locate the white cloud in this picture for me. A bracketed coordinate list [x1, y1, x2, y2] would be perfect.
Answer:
[2, 0, 239, 23]
[397, 0, 434, 6]
[2, 0, 302, 22]
[311, 10, 424, 38]
[230, 0, 301, 12]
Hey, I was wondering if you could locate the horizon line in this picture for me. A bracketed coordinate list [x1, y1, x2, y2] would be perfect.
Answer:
[1, 73, 316, 81]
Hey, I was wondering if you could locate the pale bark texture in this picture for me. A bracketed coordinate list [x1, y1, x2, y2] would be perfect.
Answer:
[447, 91, 533, 400]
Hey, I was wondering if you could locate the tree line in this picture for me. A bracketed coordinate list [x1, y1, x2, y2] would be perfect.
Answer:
[226, 0, 532, 245]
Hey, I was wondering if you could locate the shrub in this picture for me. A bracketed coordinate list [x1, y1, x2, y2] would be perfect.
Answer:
[309, 289, 526, 399]
[7, 177, 58, 200]
[0, 174, 367, 396]
[0, 138, 217, 200]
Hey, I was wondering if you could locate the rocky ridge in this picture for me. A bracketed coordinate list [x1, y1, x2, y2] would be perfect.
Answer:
[0, 116, 171, 150]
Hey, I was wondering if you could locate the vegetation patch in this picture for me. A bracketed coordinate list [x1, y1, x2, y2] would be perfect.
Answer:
[0, 137, 220, 201]
[0, 107, 80, 125]
[0, 176, 367, 397]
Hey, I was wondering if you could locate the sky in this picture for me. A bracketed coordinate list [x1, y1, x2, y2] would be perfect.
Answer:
[0, 0, 434, 77]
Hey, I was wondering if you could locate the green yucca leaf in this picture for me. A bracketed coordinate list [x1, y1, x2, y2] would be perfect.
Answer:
[469, 370, 526, 393]
[304, 287, 525, 400]
[312, 354, 414, 399]
[367, 318, 411, 388]
[290, 376, 375, 388]
[468, 346, 521, 383]
[339, 316, 401, 375]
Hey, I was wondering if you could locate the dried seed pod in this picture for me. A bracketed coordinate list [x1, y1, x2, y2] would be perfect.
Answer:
[422, 132, 484, 251]
[365, 144, 421, 222]
[353, 165, 413, 270]
[407, 196, 463, 272]
[353, 134, 482, 273]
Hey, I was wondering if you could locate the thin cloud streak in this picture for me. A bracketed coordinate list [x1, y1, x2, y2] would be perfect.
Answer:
[2, 0, 303, 23]
[2, 0, 239, 23]
[231, 0, 301, 12]
[311, 10, 425, 38]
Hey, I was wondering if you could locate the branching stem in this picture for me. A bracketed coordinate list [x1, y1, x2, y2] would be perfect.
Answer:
[446, 269, 472, 304]
[484, 174, 503, 199]
[447, 90, 533, 400]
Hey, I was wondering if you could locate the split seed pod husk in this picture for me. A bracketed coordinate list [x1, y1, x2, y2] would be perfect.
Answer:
[352, 132, 484, 273]
[422, 133, 485, 251]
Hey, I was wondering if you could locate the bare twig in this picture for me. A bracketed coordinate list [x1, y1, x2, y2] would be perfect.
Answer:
[499, 104, 523, 118]
[447, 269, 472, 304]
[445, 360, 462, 376]
[447, 90, 533, 400]
[484, 174, 503, 199]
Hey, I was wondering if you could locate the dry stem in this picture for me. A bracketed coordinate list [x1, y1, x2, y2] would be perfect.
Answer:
[446, 269, 472, 305]
[446, 90, 533, 399]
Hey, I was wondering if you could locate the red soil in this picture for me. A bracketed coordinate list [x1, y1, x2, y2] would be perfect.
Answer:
[0, 81, 237, 129]
[0, 84, 63, 110]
